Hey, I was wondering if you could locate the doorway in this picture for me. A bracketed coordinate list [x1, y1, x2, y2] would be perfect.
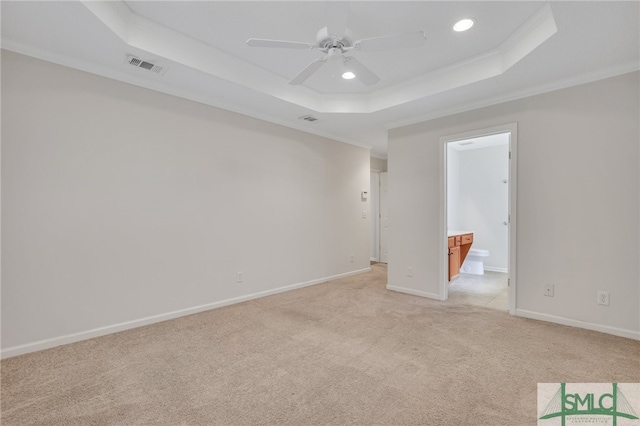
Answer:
[370, 171, 380, 262]
[379, 172, 389, 264]
[440, 124, 517, 314]
[369, 170, 388, 264]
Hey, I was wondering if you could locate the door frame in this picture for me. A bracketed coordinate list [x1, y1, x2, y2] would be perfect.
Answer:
[370, 170, 381, 262]
[379, 171, 389, 264]
[439, 123, 518, 314]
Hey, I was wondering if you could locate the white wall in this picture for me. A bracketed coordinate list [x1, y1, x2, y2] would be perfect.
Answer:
[454, 145, 509, 272]
[389, 71, 640, 339]
[1, 51, 371, 356]
[370, 157, 387, 172]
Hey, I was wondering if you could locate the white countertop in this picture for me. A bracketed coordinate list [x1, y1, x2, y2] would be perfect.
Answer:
[448, 230, 474, 237]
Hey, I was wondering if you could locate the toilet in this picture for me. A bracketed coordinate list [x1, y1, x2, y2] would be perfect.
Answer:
[461, 248, 490, 275]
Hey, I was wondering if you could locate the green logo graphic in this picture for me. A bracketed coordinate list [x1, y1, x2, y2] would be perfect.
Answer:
[539, 383, 639, 426]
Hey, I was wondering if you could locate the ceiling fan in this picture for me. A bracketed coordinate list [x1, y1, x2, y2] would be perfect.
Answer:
[246, 7, 426, 86]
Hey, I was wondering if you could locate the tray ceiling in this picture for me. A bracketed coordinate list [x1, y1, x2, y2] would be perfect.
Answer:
[2, 1, 639, 157]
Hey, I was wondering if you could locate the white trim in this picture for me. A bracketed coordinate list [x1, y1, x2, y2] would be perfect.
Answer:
[384, 290, 640, 341]
[0, 42, 373, 152]
[378, 172, 389, 264]
[386, 285, 441, 300]
[1, 267, 371, 359]
[370, 257, 378, 262]
[508, 127, 518, 315]
[2, 1, 559, 118]
[370, 153, 388, 160]
[439, 141, 448, 302]
[386, 61, 639, 131]
[52, 1, 557, 114]
[483, 266, 509, 273]
[370, 171, 381, 264]
[516, 309, 640, 341]
[440, 123, 518, 315]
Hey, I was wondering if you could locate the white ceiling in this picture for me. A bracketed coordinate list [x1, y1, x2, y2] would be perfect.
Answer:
[2, 1, 639, 158]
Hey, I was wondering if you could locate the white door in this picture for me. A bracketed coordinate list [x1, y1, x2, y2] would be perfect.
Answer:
[370, 172, 380, 262]
[379, 172, 389, 264]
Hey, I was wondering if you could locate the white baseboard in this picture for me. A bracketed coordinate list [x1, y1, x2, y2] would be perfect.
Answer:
[1, 267, 372, 359]
[370, 257, 378, 262]
[515, 309, 640, 341]
[484, 266, 508, 273]
[386, 284, 442, 300]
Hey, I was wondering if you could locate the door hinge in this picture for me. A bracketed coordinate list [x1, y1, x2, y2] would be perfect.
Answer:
[508, 278, 511, 287]
[509, 151, 512, 159]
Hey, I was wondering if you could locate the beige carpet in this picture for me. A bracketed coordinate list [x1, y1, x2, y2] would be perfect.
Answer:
[2, 264, 639, 425]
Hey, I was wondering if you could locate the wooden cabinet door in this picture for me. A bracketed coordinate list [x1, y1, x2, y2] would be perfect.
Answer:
[449, 246, 460, 281]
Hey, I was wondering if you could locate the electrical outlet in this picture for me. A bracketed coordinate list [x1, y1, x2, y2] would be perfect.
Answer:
[407, 267, 413, 277]
[544, 284, 554, 297]
[237, 272, 243, 283]
[597, 291, 610, 306]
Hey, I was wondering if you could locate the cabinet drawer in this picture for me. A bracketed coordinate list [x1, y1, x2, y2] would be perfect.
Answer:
[448, 237, 455, 248]
[455, 236, 462, 246]
[462, 234, 473, 244]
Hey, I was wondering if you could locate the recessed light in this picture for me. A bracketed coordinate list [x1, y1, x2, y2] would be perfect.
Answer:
[453, 18, 474, 32]
[342, 71, 356, 80]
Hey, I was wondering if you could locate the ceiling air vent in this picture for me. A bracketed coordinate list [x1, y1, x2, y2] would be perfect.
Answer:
[299, 115, 318, 122]
[127, 55, 166, 75]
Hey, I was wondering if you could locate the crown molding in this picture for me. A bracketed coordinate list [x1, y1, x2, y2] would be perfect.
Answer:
[386, 61, 640, 131]
[81, 0, 557, 114]
[1, 43, 373, 152]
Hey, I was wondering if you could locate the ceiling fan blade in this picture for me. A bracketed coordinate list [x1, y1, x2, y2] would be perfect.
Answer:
[343, 56, 380, 86]
[247, 38, 315, 50]
[325, 2, 349, 36]
[289, 58, 326, 85]
[355, 31, 426, 51]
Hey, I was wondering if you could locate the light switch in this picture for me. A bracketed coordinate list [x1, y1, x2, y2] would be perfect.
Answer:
[362, 211, 368, 218]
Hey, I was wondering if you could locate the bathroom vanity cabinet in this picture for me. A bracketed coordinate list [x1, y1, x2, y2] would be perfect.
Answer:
[448, 232, 473, 281]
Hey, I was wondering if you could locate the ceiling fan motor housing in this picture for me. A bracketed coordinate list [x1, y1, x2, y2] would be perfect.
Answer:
[316, 27, 353, 50]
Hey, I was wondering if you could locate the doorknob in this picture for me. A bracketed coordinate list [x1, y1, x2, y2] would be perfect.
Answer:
[503, 221, 509, 226]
